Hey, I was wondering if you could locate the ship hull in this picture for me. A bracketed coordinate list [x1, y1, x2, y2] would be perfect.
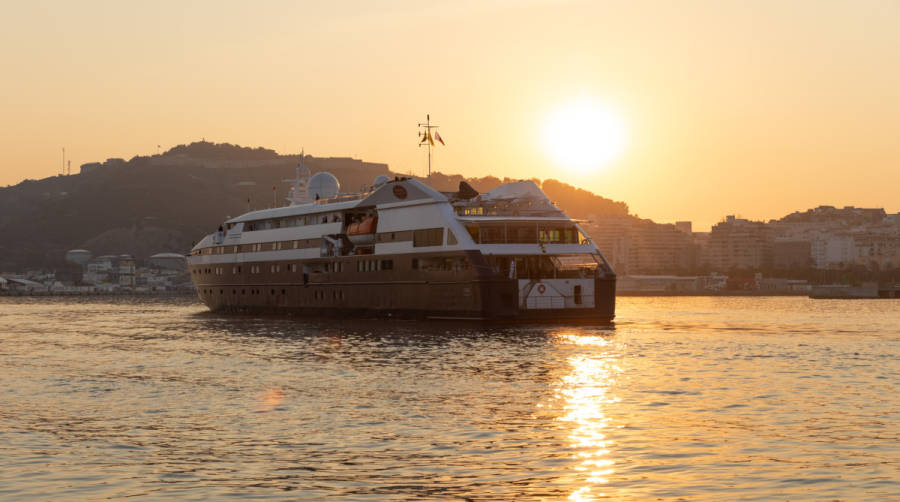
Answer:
[191, 253, 615, 323]
[192, 283, 615, 323]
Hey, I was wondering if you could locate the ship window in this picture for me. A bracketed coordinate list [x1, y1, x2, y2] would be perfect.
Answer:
[380, 260, 393, 270]
[304, 262, 328, 274]
[574, 285, 583, 305]
[465, 225, 479, 243]
[539, 226, 578, 244]
[413, 227, 444, 247]
[415, 256, 469, 272]
[480, 225, 505, 244]
[508, 224, 538, 244]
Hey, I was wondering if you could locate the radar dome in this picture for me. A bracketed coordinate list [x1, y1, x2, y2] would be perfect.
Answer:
[308, 172, 340, 200]
[373, 175, 390, 187]
[65, 249, 92, 266]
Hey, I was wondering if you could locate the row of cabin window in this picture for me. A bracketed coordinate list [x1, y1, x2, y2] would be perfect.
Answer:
[411, 256, 470, 272]
[200, 241, 319, 255]
[357, 259, 393, 272]
[455, 202, 554, 217]
[242, 212, 342, 232]
[194, 256, 469, 276]
[197, 228, 454, 256]
[413, 227, 457, 247]
[313, 290, 345, 301]
[249, 241, 313, 252]
[465, 224, 584, 245]
[202, 288, 340, 299]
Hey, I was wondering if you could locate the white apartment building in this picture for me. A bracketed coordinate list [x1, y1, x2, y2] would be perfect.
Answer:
[811, 233, 856, 269]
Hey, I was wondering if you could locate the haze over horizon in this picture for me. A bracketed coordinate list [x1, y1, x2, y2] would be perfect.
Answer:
[2, 0, 898, 231]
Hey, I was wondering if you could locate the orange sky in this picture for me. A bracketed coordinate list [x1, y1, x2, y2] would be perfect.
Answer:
[1, 0, 898, 230]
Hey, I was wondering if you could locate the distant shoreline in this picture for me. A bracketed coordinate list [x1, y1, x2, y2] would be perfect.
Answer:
[0, 290, 196, 298]
[617, 291, 806, 297]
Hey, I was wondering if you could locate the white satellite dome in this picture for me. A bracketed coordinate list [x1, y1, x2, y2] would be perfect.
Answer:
[373, 175, 390, 187]
[65, 249, 92, 266]
[308, 172, 340, 200]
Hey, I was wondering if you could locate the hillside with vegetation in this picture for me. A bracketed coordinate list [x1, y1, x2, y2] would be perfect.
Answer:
[0, 142, 632, 271]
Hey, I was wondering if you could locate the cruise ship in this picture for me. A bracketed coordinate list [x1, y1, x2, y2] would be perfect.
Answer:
[188, 162, 616, 322]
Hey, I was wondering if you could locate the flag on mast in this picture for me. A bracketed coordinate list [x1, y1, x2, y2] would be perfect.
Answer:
[434, 131, 444, 145]
[420, 130, 435, 146]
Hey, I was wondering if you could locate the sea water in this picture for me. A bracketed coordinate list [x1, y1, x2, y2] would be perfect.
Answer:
[0, 296, 897, 500]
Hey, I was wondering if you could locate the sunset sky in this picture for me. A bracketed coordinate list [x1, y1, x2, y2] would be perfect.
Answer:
[2, 0, 898, 230]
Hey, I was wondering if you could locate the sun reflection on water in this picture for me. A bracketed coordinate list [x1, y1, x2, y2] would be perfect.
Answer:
[259, 387, 285, 411]
[554, 332, 621, 501]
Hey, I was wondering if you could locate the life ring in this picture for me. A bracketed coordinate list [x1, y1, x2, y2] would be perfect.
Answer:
[537, 284, 547, 294]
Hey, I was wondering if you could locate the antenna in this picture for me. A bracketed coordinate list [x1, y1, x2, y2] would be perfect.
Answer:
[62, 147, 65, 176]
[418, 114, 439, 185]
[283, 148, 311, 205]
[67, 160, 71, 176]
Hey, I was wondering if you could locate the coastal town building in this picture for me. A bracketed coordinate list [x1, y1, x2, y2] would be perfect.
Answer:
[584, 215, 633, 274]
[707, 216, 773, 271]
[586, 217, 696, 275]
[811, 233, 856, 269]
[773, 239, 813, 270]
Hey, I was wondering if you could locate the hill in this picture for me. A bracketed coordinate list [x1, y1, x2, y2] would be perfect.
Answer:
[0, 141, 630, 271]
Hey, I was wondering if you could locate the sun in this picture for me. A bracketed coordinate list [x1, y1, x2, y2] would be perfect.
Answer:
[542, 98, 627, 174]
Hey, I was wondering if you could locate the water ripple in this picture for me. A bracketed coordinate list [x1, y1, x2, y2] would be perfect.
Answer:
[0, 295, 898, 500]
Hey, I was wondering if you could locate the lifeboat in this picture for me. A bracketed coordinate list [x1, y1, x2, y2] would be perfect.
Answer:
[347, 215, 377, 244]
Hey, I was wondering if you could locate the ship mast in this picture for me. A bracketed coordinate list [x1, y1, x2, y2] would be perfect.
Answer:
[418, 114, 439, 185]
[284, 149, 311, 205]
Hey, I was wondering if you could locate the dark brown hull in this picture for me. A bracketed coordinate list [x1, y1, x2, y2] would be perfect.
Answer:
[190, 251, 615, 322]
